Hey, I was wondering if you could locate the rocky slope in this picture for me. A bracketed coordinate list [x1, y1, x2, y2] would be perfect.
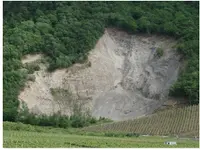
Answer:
[19, 28, 182, 121]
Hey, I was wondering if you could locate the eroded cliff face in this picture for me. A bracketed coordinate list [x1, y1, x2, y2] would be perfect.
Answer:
[19, 28, 182, 121]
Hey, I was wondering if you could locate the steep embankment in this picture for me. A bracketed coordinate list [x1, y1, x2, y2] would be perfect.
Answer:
[19, 28, 182, 120]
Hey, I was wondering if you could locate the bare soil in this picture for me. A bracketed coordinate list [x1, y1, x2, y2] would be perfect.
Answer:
[18, 28, 182, 120]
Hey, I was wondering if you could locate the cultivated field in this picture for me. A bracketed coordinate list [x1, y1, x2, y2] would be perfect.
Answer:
[83, 105, 199, 136]
[3, 130, 199, 148]
[3, 105, 199, 148]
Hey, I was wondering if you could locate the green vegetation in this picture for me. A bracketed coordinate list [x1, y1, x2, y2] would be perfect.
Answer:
[3, 128, 199, 148]
[3, 121, 139, 138]
[23, 63, 40, 74]
[156, 47, 164, 58]
[27, 74, 36, 82]
[104, 132, 140, 138]
[16, 111, 111, 129]
[83, 105, 199, 137]
[3, 105, 199, 148]
[16, 102, 112, 129]
[3, 1, 199, 124]
[3, 121, 79, 134]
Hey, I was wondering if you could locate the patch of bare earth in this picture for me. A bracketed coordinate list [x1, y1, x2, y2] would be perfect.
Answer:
[18, 28, 182, 120]
[21, 54, 43, 64]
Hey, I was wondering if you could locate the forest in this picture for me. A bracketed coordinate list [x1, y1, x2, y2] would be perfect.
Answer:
[3, 2, 199, 125]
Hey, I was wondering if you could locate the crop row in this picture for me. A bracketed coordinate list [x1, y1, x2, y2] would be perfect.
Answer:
[83, 105, 199, 136]
[3, 130, 199, 148]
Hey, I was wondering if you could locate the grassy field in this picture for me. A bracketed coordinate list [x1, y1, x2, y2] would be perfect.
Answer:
[3, 105, 199, 148]
[3, 130, 199, 148]
[83, 105, 199, 137]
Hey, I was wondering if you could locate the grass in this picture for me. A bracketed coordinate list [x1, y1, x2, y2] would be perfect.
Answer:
[3, 104, 199, 148]
[3, 121, 79, 134]
[83, 105, 199, 136]
[3, 130, 199, 148]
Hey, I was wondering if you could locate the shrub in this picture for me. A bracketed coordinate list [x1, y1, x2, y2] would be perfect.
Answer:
[87, 61, 92, 67]
[89, 117, 97, 124]
[16, 103, 101, 129]
[27, 74, 36, 82]
[156, 47, 164, 58]
[126, 132, 140, 137]
[104, 132, 140, 138]
[24, 63, 40, 74]
[104, 132, 116, 137]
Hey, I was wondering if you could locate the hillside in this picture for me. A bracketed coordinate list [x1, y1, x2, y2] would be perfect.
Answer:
[83, 105, 199, 137]
[18, 28, 181, 121]
[3, 1, 199, 139]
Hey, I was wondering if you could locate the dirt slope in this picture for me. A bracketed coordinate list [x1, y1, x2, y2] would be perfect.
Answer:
[18, 28, 182, 120]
